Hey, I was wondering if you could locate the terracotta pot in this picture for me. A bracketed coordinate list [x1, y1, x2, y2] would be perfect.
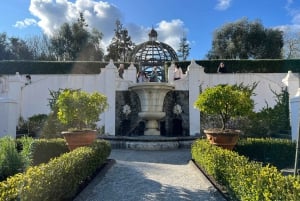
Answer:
[204, 129, 240, 150]
[62, 130, 97, 151]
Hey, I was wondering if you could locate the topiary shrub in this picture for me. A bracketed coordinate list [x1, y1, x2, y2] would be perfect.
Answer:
[57, 89, 108, 130]
[194, 83, 255, 130]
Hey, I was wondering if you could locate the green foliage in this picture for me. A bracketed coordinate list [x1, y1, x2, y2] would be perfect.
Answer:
[0, 32, 34, 60]
[30, 138, 69, 166]
[242, 87, 290, 137]
[40, 89, 71, 138]
[17, 137, 35, 170]
[17, 114, 48, 138]
[1, 60, 300, 75]
[57, 89, 108, 130]
[0, 137, 23, 181]
[50, 12, 104, 61]
[207, 18, 283, 59]
[0, 60, 107, 74]
[192, 139, 300, 201]
[105, 20, 134, 62]
[194, 59, 300, 73]
[177, 35, 190, 61]
[39, 112, 67, 139]
[236, 138, 295, 169]
[194, 84, 255, 129]
[0, 140, 111, 201]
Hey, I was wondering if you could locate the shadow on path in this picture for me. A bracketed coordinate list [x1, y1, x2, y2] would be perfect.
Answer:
[74, 149, 226, 201]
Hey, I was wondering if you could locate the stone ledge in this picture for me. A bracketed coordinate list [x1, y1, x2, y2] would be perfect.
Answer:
[99, 135, 198, 150]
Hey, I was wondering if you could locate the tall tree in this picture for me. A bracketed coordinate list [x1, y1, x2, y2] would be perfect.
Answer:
[26, 34, 54, 60]
[105, 20, 134, 62]
[0, 33, 11, 60]
[177, 34, 190, 61]
[283, 29, 300, 59]
[50, 12, 104, 61]
[9, 37, 34, 60]
[50, 23, 74, 60]
[207, 18, 284, 59]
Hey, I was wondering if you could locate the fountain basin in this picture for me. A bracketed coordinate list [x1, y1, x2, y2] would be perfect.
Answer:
[100, 135, 198, 150]
[129, 83, 174, 136]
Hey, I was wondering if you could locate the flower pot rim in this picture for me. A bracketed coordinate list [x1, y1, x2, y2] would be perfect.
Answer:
[61, 129, 97, 135]
[204, 128, 241, 135]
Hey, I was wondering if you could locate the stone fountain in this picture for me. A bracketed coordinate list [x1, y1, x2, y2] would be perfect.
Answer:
[102, 82, 197, 150]
[129, 82, 174, 136]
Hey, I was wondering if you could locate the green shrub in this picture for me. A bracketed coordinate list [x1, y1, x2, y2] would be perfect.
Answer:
[194, 84, 255, 130]
[56, 89, 108, 130]
[192, 139, 300, 200]
[0, 137, 23, 181]
[17, 114, 48, 138]
[40, 112, 68, 139]
[30, 138, 69, 166]
[243, 87, 291, 137]
[17, 137, 35, 170]
[0, 140, 111, 201]
[40, 89, 70, 139]
[236, 138, 295, 169]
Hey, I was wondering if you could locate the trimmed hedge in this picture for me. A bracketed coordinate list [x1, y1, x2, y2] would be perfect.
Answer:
[0, 139, 111, 201]
[29, 138, 69, 166]
[1, 60, 299, 75]
[236, 138, 295, 169]
[191, 139, 300, 201]
[0, 61, 134, 74]
[166, 59, 300, 74]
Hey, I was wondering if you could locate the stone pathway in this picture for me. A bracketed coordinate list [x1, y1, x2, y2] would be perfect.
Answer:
[74, 149, 226, 201]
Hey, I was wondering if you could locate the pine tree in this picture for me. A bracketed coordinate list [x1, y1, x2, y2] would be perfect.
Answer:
[177, 34, 190, 61]
[50, 12, 104, 61]
[105, 20, 135, 62]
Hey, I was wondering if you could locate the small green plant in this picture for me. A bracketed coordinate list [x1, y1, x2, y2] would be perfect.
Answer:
[244, 87, 291, 137]
[56, 89, 108, 130]
[194, 84, 255, 130]
[0, 137, 23, 181]
[17, 136, 34, 169]
[17, 114, 48, 138]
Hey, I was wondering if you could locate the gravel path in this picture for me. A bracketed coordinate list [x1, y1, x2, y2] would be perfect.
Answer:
[74, 149, 226, 201]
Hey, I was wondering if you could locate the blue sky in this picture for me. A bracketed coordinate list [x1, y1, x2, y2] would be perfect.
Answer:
[1, 0, 300, 60]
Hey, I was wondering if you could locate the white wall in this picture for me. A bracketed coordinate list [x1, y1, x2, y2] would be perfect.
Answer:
[201, 73, 286, 111]
[0, 60, 289, 137]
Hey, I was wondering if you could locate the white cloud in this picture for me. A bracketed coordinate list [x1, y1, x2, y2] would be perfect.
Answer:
[292, 13, 300, 24]
[28, 0, 189, 54]
[29, 0, 125, 52]
[275, 24, 300, 33]
[285, 0, 300, 24]
[282, 0, 300, 33]
[215, 0, 232, 10]
[14, 18, 37, 29]
[156, 19, 188, 51]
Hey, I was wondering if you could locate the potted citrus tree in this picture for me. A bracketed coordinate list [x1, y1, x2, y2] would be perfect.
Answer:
[194, 84, 255, 150]
[56, 89, 108, 150]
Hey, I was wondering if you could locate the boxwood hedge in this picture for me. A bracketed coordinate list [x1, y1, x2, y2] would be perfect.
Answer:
[0, 139, 111, 201]
[192, 139, 300, 201]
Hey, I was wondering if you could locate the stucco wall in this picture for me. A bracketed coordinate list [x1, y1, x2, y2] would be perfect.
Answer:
[0, 60, 291, 137]
[201, 73, 286, 111]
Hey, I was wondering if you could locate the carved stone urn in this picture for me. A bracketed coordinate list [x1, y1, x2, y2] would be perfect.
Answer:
[129, 83, 174, 136]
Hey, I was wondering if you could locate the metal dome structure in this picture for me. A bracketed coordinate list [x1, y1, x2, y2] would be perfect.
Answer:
[130, 28, 178, 81]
